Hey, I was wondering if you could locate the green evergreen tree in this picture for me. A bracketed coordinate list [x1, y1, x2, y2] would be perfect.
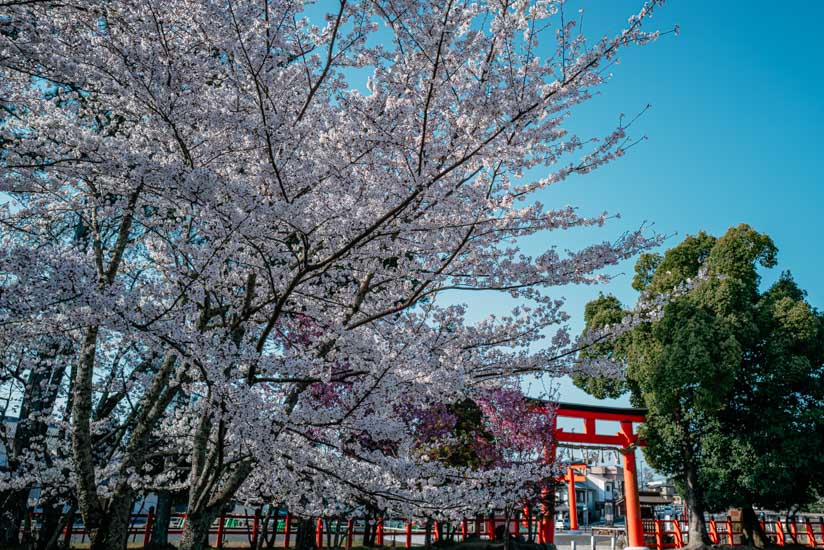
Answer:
[575, 225, 824, 549]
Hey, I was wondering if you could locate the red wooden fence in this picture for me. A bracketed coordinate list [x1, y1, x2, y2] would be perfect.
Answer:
[643, 517, 824, 550]
[24, 511, 824, 548]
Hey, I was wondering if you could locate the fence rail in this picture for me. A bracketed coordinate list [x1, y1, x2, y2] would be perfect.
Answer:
[643, 518, 824, 550]
[22, 512, 824, 549]
[24, 513, 523, 549]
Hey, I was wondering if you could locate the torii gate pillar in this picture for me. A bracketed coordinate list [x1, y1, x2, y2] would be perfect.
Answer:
[621, 421, 646, 550]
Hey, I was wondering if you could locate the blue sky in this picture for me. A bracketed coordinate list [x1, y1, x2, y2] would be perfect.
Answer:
[452, 1, 824, 407]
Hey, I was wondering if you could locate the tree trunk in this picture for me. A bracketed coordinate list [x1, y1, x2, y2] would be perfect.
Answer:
[72, 326, 107, 549]
[683, 466, 710, 549]
[363, 517, 373, 548]
[741, 504, 767, 549]
[0, 489, 28, 545]
[36, 500, 62, 550]
[179, 509, 216, 550]
[294, 518, 317, 550]
[503, 509, 512, 550]
[526, 505, 534, 543]
[150, 491, 173, 548]
[62, 507, 77, 550]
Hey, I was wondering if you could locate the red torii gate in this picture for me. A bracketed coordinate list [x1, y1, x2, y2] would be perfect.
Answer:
[560, 464, 587, 530]
[532, 401, 648, 550]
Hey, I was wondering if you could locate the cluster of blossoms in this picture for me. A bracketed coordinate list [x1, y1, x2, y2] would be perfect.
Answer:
[0, 1, 671, 549]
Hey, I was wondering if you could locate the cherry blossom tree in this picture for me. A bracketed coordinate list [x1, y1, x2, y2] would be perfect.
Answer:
[0, 1, 672, 549]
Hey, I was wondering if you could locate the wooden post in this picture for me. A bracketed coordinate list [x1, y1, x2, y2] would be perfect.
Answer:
[405, 520, 412, 549]
[316, 518, 324, 549]
[620, 428, 645, 549]
[655, 520, 663, 550]
[63, 510, 74, 549]
[475, 517, 482, 538]
[22, 508, 33, 544]
[805, 519, 815, 548]
[790, 519, 799, 544]
[709, 520, 719, 544]
[284, 514, 292, 549]
[144, 507, 155, 548]
[487, 514, 495, 541]
[726, 516, 734, 545]
[347, 519, 354, 550]
[538, 486, 554, 544]
[376, 518, 384, 546]
[568, 466, 579, 531]
[672, 518, 684, 548]
[217, 513, 226, 549]
[433, 521, 439, 543]
[775, 521, 785, 546]
[462, 518, 468, 541]
[252, 509, 260, 547]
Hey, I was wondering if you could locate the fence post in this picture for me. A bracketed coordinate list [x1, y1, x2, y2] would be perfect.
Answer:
[316, 518, 324, 549]
[789, 519, 798, 544]
[487, 514, 495, 541]
[376, 518, 384, 547]
[284, 514, 292, 549]
[610, 536, 616, 550]
[709, 520, 719, 544]
[461, 518, 468, 541]
[655, 520, 663, 550]
[673, 518, 684, 548]
[252, 508, 260, 547]
[144, 507, 155, 548]
[63, 510, 74, 549]
[23, 508, 33, 544]
[405, 520, 412, 549]
[216, 513, 226, 549]
[347, 519, 354, 550]
[805, 519, 815, 548]
[776, 521, 785, 546]
[591, 534, 596, 550]
[726, 516, 734, 545]
[571, 539, 576, 550]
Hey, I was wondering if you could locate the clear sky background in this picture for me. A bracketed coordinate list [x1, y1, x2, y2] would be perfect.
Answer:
[445, 1, 824, 408]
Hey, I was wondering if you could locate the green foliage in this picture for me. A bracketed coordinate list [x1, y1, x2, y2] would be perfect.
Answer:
[577, 224, 824, 514]
[573, 294, 627, 399]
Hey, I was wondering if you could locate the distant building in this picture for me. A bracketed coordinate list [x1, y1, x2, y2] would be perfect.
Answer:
[555, 464, 681, 527]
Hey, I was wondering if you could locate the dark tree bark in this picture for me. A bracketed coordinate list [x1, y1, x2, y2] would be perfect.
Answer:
[150, 491, 173, 548]
[741, 504, 767, 549]
[0, 339, 72, 546]
[35, 500, 62, 550]
[294, 518, 317, 550]
[178, 509, 214, 550]
[684, 465, 711, 549]
[0, 490, 28, 545]
[363, 516, 373, 548]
